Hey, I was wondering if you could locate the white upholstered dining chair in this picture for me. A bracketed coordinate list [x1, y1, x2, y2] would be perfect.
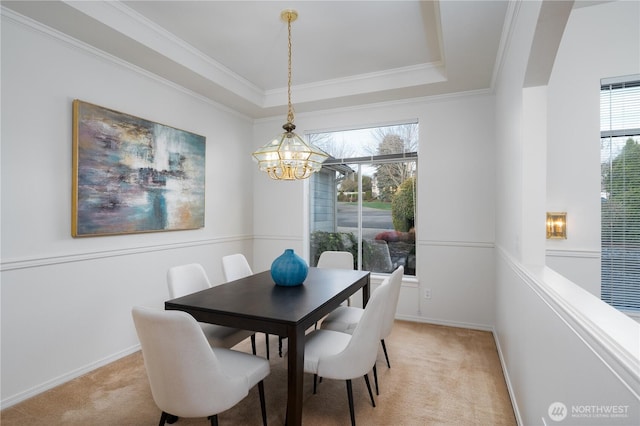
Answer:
[302, 275, 392, 426]
[221, 253, 253, 282]
[221, 253, 271, 359]
[320, 265, 404, 394]
[132, 306, 270, 426]
[167, 263, 256, 353]
[317, 250, 354, 306]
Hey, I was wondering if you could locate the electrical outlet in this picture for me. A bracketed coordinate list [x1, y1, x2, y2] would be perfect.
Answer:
[424, 288, 431, 299]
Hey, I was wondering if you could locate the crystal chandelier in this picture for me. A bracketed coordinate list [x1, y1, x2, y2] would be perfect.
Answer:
[252, 10, 328, 180]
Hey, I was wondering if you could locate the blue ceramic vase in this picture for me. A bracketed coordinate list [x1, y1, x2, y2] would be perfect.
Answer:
[271, 249, 308, 287]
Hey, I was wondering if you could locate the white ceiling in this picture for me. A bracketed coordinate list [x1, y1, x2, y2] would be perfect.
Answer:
[3, 0, 512, 118]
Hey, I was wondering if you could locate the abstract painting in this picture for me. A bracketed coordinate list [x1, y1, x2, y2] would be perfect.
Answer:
[72, 100, 206, 236]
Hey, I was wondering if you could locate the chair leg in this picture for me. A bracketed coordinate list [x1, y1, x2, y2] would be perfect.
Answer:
[258, 380, 268, 426]
[251, 334, 257, 355]
[364, 373, 376, 407]
[210, 414, 219, 426]
[279, 337, 284, 357]
[381, 339, 390, 368]
[373, 363, 379, 395]
[159, 411, 168, 426]
[313, 374, 318, 394]
[265, 333, 270, 360]
[346, 379, 356, 426]
[159, 412, 178, 425]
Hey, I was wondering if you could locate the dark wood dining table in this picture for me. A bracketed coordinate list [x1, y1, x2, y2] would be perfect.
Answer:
[165, 266, 370, 426]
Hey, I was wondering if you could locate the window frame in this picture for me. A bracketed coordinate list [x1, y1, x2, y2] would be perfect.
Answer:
[600, 75, 640, 314]
[306, 122, 418, 277]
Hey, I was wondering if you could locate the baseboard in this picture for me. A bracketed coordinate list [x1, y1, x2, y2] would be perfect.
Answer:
[395, 313, 494, 332]
[491, 326, 524, 426]
[1, 344, 141, 410]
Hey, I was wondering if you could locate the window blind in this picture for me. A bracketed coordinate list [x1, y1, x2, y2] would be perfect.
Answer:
[600, 76, 640, 312]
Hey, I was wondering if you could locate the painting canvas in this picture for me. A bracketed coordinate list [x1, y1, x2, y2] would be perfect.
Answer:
[72, 100, 206, 236]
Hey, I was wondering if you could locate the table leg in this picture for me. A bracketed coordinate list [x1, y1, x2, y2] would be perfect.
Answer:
[362, 276, 371, 306]
[285, 325, 305, 426]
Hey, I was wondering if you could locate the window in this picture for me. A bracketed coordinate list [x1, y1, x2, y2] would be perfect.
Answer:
[600, 76, 640, 312]
[308, 122, 418, 276]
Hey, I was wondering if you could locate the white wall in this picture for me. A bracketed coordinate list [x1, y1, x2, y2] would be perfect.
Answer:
[495, 2, 640, 424]
[1, 13, 254, 407]
[545, 0, 640, 297]
[253, 93, 497, 330]
[497, 253, 639, 425]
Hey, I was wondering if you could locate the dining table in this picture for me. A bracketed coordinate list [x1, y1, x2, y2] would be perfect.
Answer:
[165, 266, 371, 426]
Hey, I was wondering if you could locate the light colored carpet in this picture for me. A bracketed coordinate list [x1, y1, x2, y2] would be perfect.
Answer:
[1, 321, 516, 425]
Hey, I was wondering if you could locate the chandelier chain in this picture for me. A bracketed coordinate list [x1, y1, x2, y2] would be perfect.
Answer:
[286, 15, 295, 124]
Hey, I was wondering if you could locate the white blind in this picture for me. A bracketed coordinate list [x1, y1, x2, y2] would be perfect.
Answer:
[600, 77, 640, 311]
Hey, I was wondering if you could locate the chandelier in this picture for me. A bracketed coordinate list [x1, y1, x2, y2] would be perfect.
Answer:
[252, 10, 328, 180]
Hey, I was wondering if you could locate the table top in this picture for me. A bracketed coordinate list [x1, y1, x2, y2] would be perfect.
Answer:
[165, 267, 370, 335]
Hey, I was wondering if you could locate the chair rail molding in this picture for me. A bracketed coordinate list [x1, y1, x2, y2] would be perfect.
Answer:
[1, 235, 253, 271]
